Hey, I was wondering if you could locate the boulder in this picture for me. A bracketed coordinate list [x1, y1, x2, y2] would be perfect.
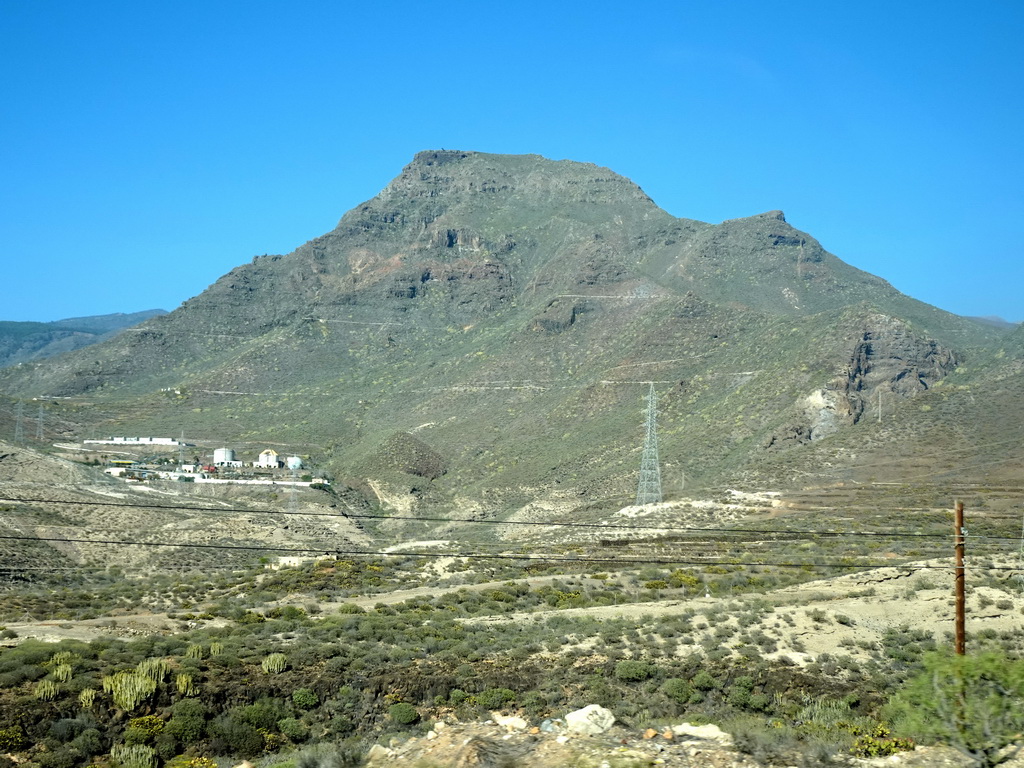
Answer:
[365, 744, 394, 763]
[565, 704, 615, 735]
[671, 722, 733, 745]
[491, 711, 528, 731]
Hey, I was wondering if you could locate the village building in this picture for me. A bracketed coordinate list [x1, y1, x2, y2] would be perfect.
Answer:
[256, 449, 283, 468]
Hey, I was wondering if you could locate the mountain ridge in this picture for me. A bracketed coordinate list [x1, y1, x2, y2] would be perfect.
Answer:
[0, 151, 1017, 518]
[0, 309, 167, 368]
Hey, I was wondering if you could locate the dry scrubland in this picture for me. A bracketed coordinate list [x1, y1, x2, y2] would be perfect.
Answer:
[3, 443, 1024, 767]
[1, 152, 1024, 767]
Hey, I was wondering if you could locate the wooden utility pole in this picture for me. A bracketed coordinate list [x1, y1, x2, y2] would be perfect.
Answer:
[954, 500, 966, 655]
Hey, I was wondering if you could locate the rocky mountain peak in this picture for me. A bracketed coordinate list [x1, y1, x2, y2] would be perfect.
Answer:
[360, 150, 658, 223]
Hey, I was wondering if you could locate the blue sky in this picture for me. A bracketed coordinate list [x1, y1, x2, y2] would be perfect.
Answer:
[2, 1, 1021, 323]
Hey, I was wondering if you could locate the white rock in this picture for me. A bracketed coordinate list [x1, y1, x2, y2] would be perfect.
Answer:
[426, 731, 437, 740]
[365, 744, 393, 763]
[565, 704, 616, 735]
[491, 712, 528, 731]
[672, 722, 733, 745]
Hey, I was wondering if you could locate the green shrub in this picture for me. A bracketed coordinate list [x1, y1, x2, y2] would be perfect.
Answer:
[240, 699, 288, 731]
[476, 688, 516, 709]
[124, 716, 165, 745]
[662, 678, 692, 704]
[615, 660, 655, 682]
[209, 714, 265, 757]
[71, 728, 104, 757]
[728, 686, 752, 708]
[387, 702, 419, 725]
[692, 670, 718, 691]
[292, 688, 319, 710]
[165, 758, 218, 768]
[888, 650, 1024, 766]
[278, 717, 309, 743]
[37, 745, 87, 768]
[166, 699, 208, 743]
[0, 726, 27, 750]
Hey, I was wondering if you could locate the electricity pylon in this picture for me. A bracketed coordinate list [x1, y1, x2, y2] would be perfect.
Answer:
[635, 382, 663, 505]
[14, 402, 24, 444]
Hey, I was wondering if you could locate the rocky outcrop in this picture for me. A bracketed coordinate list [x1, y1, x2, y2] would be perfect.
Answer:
[766, 314, 959, 449]
[843, 314, 959, 414]
[531, 299, 587, 334]
[369, 432, 448, 480]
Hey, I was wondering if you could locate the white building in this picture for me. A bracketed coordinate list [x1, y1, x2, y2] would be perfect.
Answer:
[213, 447, 235, 464]
[286, 456, 303, 470]
[212, 448, 243, 467]
[84, 437, 181, 446]
[256, 449, 282, 468]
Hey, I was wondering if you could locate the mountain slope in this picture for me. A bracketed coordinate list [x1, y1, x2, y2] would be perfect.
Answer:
[0, 310, 167, 368]
[0, 151, 1015, 518]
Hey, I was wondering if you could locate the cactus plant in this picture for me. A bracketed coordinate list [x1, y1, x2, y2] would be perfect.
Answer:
[185, 644, 205, 659]
[111, 743, 157, 768]
[175, 673, 199, 697]
[34, 679, 59, 701]
[48, 651, 80, 667]
[52, 663, 74, 683]
[79, 687, 97, 708]
[103, 671, 158, 711]
[136, 657, 171, 683]
[261, 653, 287, 674]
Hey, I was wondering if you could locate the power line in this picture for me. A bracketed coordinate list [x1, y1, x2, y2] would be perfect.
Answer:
[0, 531, 1016, 571]
[803, 437, 1024, 477]
[4, 495, 1023, 541]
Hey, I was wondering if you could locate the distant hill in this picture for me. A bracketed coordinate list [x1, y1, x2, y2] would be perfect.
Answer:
[967, 315, 1020, 330]
[0, 309, 167, 368]
[1, 151, 1019, 521]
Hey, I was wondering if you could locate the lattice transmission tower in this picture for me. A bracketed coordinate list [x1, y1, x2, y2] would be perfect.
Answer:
[14, 402, 24, 445]
[635, 382, 663, 505]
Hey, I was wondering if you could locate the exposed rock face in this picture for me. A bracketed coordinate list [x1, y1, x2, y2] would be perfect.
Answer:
[766, 313, 959, 450]
[844, 314, 959, 410]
